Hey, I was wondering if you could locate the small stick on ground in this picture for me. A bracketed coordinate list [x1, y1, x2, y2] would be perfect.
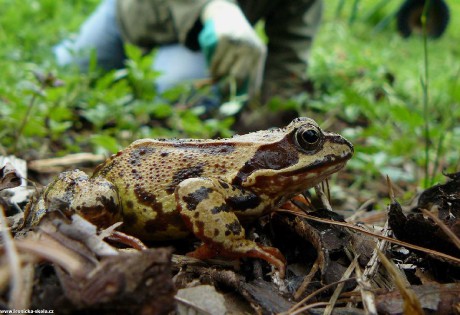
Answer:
[354, 259, 377, 315]
[282, 278, 357, 315]
[346, 198, 376, 223]
[377, 250, 424, 314]
[28, 153, 106, 173]
[363, 220, 391, 283]
[315, 184, 332, 211]
[293, 257, 320, 300]
[0, 200, 25, 309]
[323, 258, 358, 315]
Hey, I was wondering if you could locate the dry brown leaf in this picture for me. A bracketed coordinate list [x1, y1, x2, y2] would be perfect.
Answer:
[377, 250, 423, 315]
[0, 162, 21, 191]
[375, 283, 460, 314]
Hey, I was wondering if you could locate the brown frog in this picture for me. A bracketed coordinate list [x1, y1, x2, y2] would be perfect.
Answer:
[26, 117, 353, 277]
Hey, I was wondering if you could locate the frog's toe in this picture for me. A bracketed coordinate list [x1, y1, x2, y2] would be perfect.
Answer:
[258, 245, 287, 264]
[246, 245, 287, 278]
[187, 242, 286, 278]
[186, 243, 217, 260]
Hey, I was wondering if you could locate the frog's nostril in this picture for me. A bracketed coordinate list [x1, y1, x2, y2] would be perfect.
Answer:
[348, 143, 354, 155]
[341, 138, 354, 156]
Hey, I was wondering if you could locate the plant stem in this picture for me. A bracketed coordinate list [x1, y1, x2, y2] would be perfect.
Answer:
[421, 1, 430, 188]
[14, 82, 45, 153]
[430, 133, 444, 185]
[349, 0, 360, 25]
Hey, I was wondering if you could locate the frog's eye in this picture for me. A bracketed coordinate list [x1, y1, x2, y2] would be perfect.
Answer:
[294, 126, 322, 152]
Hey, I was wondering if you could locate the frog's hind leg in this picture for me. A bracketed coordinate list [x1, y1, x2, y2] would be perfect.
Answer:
[175, 177, 286, 278]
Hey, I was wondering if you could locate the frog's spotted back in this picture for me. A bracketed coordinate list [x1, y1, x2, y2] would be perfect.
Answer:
[29, 117, 353, 277]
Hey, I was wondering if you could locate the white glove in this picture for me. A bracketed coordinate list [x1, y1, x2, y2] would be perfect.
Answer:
[199, 0, 266, 96]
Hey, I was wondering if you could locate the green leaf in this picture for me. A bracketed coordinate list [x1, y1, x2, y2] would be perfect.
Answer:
[90, 134, 120, 154]
[219, 101, 244, 116]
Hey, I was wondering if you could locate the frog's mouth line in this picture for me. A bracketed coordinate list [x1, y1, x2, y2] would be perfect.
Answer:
[290, 152, 352, 177]
[252, 153, 351, 186]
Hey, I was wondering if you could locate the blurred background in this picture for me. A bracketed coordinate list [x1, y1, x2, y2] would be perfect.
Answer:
[0, 0, 458, 204]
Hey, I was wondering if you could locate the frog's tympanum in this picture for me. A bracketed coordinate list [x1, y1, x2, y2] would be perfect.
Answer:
[26, 117, 353, 277]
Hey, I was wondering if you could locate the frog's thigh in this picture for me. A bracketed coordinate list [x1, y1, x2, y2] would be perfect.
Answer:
[175, 177, 247, 247]
[176, 177, 286, 277]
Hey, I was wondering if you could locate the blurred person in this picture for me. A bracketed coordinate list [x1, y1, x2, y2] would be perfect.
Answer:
[55, 0, 322, 128]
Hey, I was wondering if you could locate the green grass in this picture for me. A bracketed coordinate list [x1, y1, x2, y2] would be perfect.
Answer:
[305, 1, 460, 188]
[0, 0, 234, 156]
[0, 0, 459, 191]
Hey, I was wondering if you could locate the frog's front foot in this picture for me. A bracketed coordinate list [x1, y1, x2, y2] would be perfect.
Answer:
[176, 177, 287, 278]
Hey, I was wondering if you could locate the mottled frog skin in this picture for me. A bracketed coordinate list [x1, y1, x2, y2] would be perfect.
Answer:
[27, 117, 353, 277]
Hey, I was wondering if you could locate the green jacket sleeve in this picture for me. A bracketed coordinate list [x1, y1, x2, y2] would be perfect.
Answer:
[116, 0, 236, 50]
[262, 0, 322, 100]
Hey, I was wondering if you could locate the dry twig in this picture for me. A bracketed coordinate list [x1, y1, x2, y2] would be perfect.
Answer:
[281, 278, 357, 315]
[377, 250, 424, 315]
[362, 221, 391, 283]
[0, 201, 24, 309]
[354, 259, 377, 315]
[28, 153, 105, 173]
[315, 184, 332, 211]
[323, 258, 357, 315]
[277, 209, 460, 266]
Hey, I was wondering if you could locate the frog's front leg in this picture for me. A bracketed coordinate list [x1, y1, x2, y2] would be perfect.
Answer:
[175, 177, 286, 278]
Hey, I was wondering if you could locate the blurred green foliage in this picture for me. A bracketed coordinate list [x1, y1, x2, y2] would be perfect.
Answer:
[0, 0, 459, 190]
[0, 0, 234, 157]
[305, 0, 460, 187]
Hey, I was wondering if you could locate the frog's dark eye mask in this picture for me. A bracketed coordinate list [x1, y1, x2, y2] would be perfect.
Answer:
[293, 125, 324, 154]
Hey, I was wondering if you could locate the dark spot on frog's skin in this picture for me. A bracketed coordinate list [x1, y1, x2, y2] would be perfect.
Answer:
[172, 142, 235, 155]
[226, 194, 261, 211]
[128, 146, 156, 166]
[193, 212, 200, 218]
[143, 210, 185, 233]
[225, 220, 243, 236]
[182, 186, 213, 211]
[160, 152, 169, 157]
[126, 200, 134, 209]
[211, 204, 231, 214]
[129, 159, 139, 166]
[96, 195, 119, 214]
[75, 196, 119, 228]
[123, 213, 137, 226]
[57, 170, 88, 193]
[233, 135, 299, 185]
[138, 148, 150, 155]
[218, 180, 229, 189]
[214, 228, 219, 237]
[166, 163, 205, 194]
[93, 159, 118, 177]
[195, 220, 205, 236]
[134, 185, 163, 212]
